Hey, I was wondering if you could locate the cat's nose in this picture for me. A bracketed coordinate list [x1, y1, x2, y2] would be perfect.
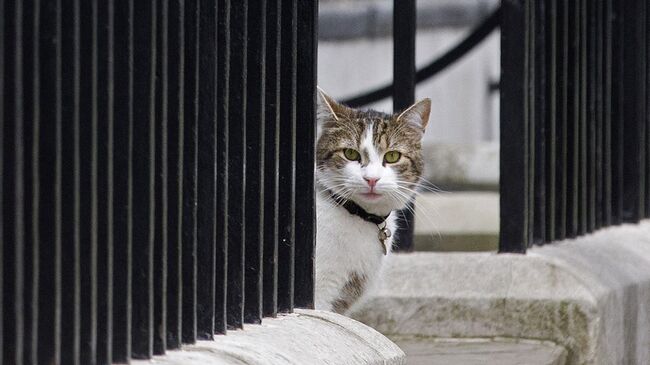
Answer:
[364, 177, 380, 188]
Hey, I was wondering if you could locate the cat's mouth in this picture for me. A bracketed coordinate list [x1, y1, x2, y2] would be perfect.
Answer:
[359, 192, 383, 200]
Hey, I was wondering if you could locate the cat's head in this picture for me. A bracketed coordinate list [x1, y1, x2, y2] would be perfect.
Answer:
[316, 88, 430, 216]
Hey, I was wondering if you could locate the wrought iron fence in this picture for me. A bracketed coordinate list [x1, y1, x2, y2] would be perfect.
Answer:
[500, 0, 650, 252]
[1, 0, 317, 363]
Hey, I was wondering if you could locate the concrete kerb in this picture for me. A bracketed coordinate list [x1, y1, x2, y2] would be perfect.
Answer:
[350, 220, 650, 365]
[131, 309, 405, 365]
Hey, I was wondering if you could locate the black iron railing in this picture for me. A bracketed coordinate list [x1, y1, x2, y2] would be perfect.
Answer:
[500, 0, 650, 253]
[1, 0, 317, 364]
[342, 5, 502, 108]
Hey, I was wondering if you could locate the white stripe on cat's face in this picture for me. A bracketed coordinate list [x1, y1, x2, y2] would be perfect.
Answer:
[338, 123, 401, 215]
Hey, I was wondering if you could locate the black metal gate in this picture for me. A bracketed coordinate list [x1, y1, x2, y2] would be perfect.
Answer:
[500, 0, 650, 252]
[1, 0, 318, 364]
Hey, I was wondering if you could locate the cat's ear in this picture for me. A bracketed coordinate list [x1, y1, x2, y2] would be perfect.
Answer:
[317, 87, 351, 121]
[396, 98, 431, 132]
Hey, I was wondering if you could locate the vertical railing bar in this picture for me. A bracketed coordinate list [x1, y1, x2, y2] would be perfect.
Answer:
[196, 0, 218, 339]
[37, 0, 63, 362]
[588, 0, 598, 232]
[525, 0, 534, 246]
[499, 0, 528, 253]
[0, 0, 5, 359]
[60, 0, 82, 362]
[610, 0, 624, 224]
[181, 0, 198, 344]
[165, 0, 184, 349]
[641, 0, 648, 218]
[640, 0, 647, 219]
[554, 0, 567, 240]
[55, 0, 63, 360]
[3, 0, 26, 362]
[565, 0, 579, 238]
[621, 0, 647, 222]
[95, 0, 114, 362]
[111, 0, 133, 360]
[645, 2, 650, 218]
[532, 0, 546, 245]
[226, 0, 247, 328]
[262, 0, 280, 318]
[153, 0, 169, 354]
[130, 0, 157, 358]
[243, 0, 266, 324]
[524, 1, 537, 246]
[79, 0, 99, 362]
[23, 0, 40, 362]
[602, 0, 613, 225]
[594, 0, 605, 229]
[293, 0, 317, 307]
[392, 0, 416, 252]
[578, 0, 588, 235]
[214, 0, 229, 335]
[544, 0, 557, 243]
[16, 0, 26, 359]
[277, 0, 296, 312]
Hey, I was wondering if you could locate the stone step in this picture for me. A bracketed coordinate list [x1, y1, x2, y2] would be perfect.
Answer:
[392, 337, 567, 365]
[413, 191, 499, 252]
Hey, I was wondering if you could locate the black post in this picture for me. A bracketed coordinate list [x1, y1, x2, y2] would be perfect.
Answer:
[392, 0, 416, 252]
[215, 0, 229, 335]
[165, 0, 184, 349]
[130, 0, 156, 358]
[226, 0, 247, 328]
[277, 0, 297, 313]
[499, 0, 529, 253]
[38, 0, 64, 363]
[262, 0, 281, 318]
[181, 0, 198, 344]
[244, 0, 266, 324]
[294, 0, 318, 309]
[153, 0, 169, 355]
[196, 0, 217, 340]
[621, 0, 647, 222]
[544, 0, 557, 243]
[112, 0, 133, 361]
[60, 0, 81, 362]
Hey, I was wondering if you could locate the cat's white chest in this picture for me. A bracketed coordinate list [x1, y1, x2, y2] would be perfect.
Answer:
[314, 192, 395, 312]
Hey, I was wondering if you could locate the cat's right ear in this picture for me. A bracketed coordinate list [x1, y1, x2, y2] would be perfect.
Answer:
[317, 87, 345, 140]
[317, 87, 349, 122]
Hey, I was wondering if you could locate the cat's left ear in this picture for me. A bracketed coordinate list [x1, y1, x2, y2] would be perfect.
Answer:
[396, 98, 431, 132]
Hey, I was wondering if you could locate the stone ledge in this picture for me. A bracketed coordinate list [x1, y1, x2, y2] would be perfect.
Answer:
[351, 221, 650, 364]
[392, 337, 567, 365]
[421, 142, 499, 191]
[414, 192, 499, 252]
[131, 309, 405, 365]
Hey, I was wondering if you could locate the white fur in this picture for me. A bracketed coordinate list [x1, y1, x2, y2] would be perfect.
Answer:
[314, 123, 408, 313]
[314, 191, 396, 312]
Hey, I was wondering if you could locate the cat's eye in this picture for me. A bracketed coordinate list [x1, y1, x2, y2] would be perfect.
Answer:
[384, 151, 401, 163]
[343, 148, 361, 161]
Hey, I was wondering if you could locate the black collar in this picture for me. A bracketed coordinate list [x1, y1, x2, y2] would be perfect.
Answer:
[330, 193, 389, 225]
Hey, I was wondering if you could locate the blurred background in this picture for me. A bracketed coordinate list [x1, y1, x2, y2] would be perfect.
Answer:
[318, 0, 500, 252]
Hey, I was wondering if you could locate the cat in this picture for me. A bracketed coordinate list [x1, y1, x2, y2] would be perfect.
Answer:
[314, 88, 430, 314]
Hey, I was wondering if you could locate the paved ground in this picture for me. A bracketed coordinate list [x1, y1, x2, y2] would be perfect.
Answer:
[392, 337, 567, 365]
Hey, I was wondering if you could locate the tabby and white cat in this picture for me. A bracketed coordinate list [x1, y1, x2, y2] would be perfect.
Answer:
[314, 88, 430, 314]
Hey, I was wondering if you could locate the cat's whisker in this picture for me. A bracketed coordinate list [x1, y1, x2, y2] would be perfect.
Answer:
[392, 183, 445, 244]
